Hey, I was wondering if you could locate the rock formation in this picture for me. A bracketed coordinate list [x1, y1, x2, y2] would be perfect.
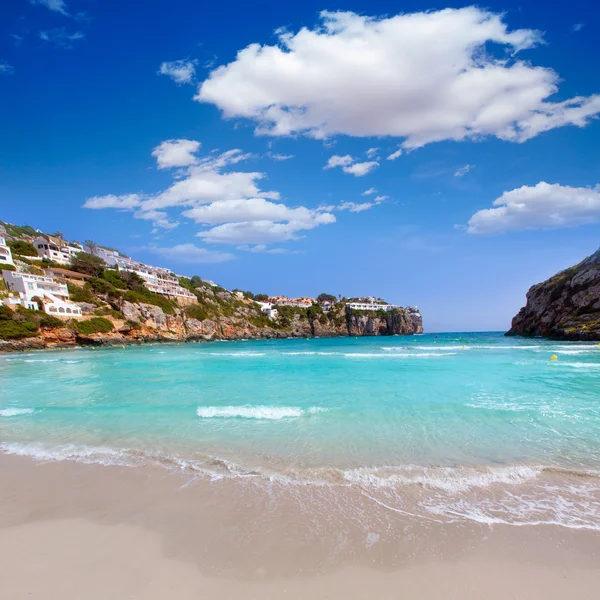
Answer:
[506, 248, 600, 340]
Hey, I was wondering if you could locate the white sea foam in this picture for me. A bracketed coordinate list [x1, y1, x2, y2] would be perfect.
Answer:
[0, 408, 35, 417]
[0, 442, 130, 466]
[343, 464, 542, 493]
[283, 351, 340, 356]
[22, 358, 59, 363]
[206, 352, 266, 357]
[344, 352, 456, 358]
[558, 362, 600, 369]
[196, 405, 328, 419]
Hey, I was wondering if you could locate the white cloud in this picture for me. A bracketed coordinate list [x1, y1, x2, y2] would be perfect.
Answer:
[325, 155, 379, 176]
[84, 141, 336, 247]
[337, 202, 375, 213]
[322, 195, 387, 214]
[151, 139, 201, 169]
[362, 187, 377, 196]
[158, 59, 198, 85]
[572, 23, 584, 32]
[454, 164, 474, 177]
[0, 62, 14, 75]
[237, 244, 290, 254]
[366, 147, 379, 159]
[183, 198, 322, 225]
[39, 29, 84, 49]
[325, 155, 354, 169]
[145, 243, 235, 264]
[31, 0, 68, 15]
[387, 149, 403, 161]
[267, 152, 295, 161]
[343, 161, 378, 177]
[84, 194, 143, 210]
[198, 212, 335, 245]
[197, 8, 600, 147]
[467, 182, 600, 234]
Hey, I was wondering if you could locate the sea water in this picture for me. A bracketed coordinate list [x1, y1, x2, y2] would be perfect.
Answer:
[2, 332, 600, 530]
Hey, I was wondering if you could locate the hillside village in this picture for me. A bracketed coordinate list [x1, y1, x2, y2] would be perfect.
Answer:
[0, 220, 422, 349]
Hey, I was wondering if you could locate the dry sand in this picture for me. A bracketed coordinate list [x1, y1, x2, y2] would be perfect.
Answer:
[1, 454, 599, 599]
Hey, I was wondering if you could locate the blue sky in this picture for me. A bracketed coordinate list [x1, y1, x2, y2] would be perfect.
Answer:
[1, 0, 599, 331]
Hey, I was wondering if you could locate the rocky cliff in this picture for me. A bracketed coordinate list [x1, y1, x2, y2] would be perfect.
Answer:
[506, 248, 600, 340]
[0, 219, 423, 351]
[1, 296, 423, 352]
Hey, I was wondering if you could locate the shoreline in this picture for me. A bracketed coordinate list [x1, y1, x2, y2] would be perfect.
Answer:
[2, 329, 598, 354]
[1, 454, 599, 598]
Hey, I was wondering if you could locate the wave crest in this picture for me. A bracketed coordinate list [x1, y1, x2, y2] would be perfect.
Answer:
[0, 408, 35, 417]
[196, 405, 328, 419]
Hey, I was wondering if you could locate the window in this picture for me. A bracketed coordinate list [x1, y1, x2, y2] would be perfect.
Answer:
[59, 307, 65, 313]
[49, 307, 57, 312]
[66, 308, 72, 313]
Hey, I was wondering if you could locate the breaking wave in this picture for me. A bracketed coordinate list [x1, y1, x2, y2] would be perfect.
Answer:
[0, 408, 35, 417]
[2, 441, 600, 530]
[196, 405, 328, 419]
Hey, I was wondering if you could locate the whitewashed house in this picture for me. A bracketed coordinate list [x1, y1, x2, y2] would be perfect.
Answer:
[2, 270, 82, 316]
[116, 261, 196, 301]
[346, 302, 398, 312]
[257, 302, 278, 319]
[0, 237, 15, 268]
[34, 236, 83, 265]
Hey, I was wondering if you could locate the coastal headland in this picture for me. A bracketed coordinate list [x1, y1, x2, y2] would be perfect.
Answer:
[0, 221, 422, 351]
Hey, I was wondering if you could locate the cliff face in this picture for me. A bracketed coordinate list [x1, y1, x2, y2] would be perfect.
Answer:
[506, 248, 600, 340]
[0, 302, 423, 351]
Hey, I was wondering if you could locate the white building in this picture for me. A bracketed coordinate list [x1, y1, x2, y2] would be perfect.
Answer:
[0, 237, 15, 268]
[257, 302, 278, 319]
[85, 247, 196, 302]
[116, 261, 196, 301]
[34, 236, 83, 266]
[90, 246, 122, 265]
[346, 302, 398, 312]
[2, 270, 82, 316]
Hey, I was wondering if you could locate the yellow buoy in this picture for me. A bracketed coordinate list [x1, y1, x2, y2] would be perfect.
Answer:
[550, 354, 558, 361]
[462, 345, 465, 349]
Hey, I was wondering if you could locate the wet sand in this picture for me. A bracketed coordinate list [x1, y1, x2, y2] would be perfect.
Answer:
[1, 454, 599, 599]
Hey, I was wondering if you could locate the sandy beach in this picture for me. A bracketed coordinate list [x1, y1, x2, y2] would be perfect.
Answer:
[1, 454, 599, 599]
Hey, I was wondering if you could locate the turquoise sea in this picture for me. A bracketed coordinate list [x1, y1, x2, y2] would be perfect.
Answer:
[2, 332, 600, 530]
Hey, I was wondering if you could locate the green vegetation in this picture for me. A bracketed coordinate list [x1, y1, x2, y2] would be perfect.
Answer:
[67, 284, 98, 305]
[184, 304, 210, 321]
[254, 293, 269, 302]
[123, 289, 176, 314]
[317, 293, 336, 304]
[70, 252, 106, 276]
[87, 276, 119, 296]
[102, 269, 128, 289]
[0, 305, 63, 340]
[7, 240, 38, 257]
[76, 317, 114, 335]
[0, 221, 39, 238]
[94, 307, 125, 320]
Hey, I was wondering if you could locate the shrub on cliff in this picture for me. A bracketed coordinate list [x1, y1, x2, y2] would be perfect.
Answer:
[68, 283, 98, 305]
[76, 317, 114, 335]
[70, 253, 106, 277]
[123, 289, 176, 315]
[307, 305, 323, 320]
[0, 320, 38, 340]
[7, 240, 38, 257]
[185, 304, 210, 321]
[102, 269, 128, 289]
